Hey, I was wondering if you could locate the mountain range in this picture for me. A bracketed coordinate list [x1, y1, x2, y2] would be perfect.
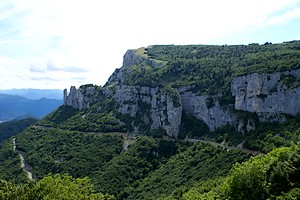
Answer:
[0, 93, 63, 122]
[0, 89, 63, 100]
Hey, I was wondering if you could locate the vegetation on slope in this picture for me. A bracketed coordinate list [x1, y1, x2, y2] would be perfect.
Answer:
[0, 118, 38, 143]
[1, 122, 300, 199]
[128, 142, 248, 200]
[121, 41, 300, 95]
[16, 127, 123, 179]
[0, 140, 27, 183]
[92, 137, 188, 199]
[39, 102, 125, 133]
[161, 141, 300, 200]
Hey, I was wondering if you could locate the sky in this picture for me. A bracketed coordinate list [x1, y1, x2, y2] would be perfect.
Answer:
[1, 0, 300, 90]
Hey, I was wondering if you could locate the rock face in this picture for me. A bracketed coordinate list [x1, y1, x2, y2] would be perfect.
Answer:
[180, 91, 236, 131]
[64, 84, 182, 138]
[231, 69, 300, 121]
[64, 50, 300, 138]
[113, 85, 182, 138]
[122, 49, 164, 68]
[64, 86, 95, 110]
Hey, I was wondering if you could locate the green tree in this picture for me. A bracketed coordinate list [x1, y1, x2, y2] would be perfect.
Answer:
[223, 156, 268, 200]
[223, 143, 300, 200]
[0, 174, 114, 200]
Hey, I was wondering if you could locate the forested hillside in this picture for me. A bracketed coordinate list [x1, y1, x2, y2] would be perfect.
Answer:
[2, 125, 300, 199]
[0, 41, 300, 199]
[0, 118, 37, 143]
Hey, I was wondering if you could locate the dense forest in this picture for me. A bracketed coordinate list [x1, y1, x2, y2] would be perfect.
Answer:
[1, 126, 300, 199]
[0, 41, 300, 199]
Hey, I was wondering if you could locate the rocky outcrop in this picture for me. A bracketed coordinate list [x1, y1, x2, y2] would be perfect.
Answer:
[106, 49, 166, 86]
[64, 86, 95, 110]
[231, 69, 300, 121]
[122, 49, 164, 68]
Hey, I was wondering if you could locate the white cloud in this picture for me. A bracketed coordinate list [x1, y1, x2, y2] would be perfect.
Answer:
[30, 61, 87, 73]
[268, 7, 300, 25]
[0, 0, 300, 89]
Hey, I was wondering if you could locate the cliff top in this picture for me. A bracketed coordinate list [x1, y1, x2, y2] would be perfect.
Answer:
[107, 40, 300, 95]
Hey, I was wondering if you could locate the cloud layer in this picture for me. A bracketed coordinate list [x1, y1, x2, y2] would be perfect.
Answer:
[30, 62, 87, 73]
[0, 0, 300, 89]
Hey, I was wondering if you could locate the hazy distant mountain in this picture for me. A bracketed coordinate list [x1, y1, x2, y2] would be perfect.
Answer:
[0, 89, 63, 100]
[0, 94, 63, 122]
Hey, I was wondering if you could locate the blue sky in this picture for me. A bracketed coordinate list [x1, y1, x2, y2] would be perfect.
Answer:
[1, 0, 300, 89]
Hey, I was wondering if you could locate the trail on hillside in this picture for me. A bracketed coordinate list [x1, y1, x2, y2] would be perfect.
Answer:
[35, 125, 263, 155]
[183, 138, 263, 156]
[13, 137, 35, 180]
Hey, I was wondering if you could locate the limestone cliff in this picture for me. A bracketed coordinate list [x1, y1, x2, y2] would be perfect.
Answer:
[113, 85, 182, 138]
[231, 69, 300, 121]
[180, 91, 236, 131]
[64, 48, 300, 138]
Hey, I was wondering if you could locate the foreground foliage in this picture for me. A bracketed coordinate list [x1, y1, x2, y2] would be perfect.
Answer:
[175, 142, 300, 200]
[0, 174, 113, 200]
[223, 143, 300, 200]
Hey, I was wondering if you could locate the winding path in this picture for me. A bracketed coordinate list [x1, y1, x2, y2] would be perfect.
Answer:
[34, 125, 263, 155]
[13, 137, 35, 180]
[183, 138, 263, 156]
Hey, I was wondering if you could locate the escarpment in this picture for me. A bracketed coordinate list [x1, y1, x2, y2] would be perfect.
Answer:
[64, 43, 300, 138]
[231, 70, 300, 120]
[113, 85, 182, 138]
